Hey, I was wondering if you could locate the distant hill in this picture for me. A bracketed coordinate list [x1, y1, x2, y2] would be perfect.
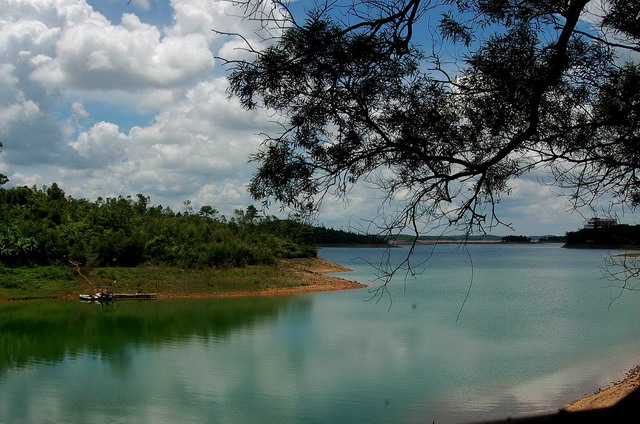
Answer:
[394, 234, 502, 242]
[392, 234, 567, 243]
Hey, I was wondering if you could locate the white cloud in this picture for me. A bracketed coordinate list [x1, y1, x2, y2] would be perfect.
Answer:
[168, 0, 246, 42]
[30, 12, 214, 90]
[69, 121, 127, 163]
[48, 77, 271, 212]
[217, 37, 261, 63]
[0, 19, 60, 60]
[0, 100, 41, 135]
[581, 0, 640, 64]
[7, 171, 43, 187]
[29, 54, 53, 67]
[167, 0, 288, 54]
[71, 101, 88, 118]
[0, 0, 101, 32]
[131, 0, 151, 11]
[136, 88, 178, 113]
[0, 64, 42, 135]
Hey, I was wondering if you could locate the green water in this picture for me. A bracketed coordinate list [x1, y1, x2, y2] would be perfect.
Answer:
[1, 244, 639, 423]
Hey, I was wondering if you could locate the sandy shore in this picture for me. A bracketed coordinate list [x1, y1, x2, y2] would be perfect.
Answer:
[157, 257, 367, 299]
[563, 365, 640, 411]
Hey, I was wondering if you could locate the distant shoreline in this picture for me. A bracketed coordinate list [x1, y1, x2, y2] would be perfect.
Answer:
[392, 240, 564, 245]
[315, 243, 394, 248]
[563, 244, 640, 250]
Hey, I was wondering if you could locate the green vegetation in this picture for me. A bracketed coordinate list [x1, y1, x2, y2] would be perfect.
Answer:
[0, 184, 315, 269]
[565, 225, 640, 247]
[0, 263, 305, 300]
[312, 226, 387, 245]
[0, 265, 77, 299]
[90, 264, 305, 294]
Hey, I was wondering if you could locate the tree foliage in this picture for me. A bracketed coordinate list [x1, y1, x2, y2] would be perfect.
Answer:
[0, 184, 317, 268]
[501, 235, 531, 243]
[312, 226, 388, 245]
[223, 0, 640, 236]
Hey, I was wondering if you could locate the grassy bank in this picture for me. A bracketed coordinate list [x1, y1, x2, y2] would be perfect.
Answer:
[0, 265, 78, 299]
[0, 264, 300, 300]
[0, 258, 364, 301]
[90, 265, 307, 295]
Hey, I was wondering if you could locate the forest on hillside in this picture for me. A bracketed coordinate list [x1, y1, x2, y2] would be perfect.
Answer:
[0, 183, 317, 269]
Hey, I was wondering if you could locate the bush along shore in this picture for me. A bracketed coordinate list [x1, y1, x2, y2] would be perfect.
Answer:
[0, 183, 367, 300]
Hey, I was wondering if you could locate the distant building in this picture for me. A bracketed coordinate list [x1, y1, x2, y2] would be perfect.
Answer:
[584, 217, 617, 229]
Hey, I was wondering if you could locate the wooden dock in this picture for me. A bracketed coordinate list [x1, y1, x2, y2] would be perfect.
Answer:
[112, 293, 157, 299]
[79, 286, 157, 301]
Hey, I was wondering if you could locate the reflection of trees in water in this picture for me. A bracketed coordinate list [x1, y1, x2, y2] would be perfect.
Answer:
[0, 296, 312, 372]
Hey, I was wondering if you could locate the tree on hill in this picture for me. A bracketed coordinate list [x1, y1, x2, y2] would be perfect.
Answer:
[502, 235, 531, 243]
[312, 226, 388, 245]
[224, 0, 639, 239]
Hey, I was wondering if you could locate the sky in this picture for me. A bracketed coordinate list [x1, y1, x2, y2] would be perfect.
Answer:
[0, 0, 637, 236]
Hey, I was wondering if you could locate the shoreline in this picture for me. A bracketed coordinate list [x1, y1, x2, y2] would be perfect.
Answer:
[158, 257, 367, 299]
[0, 257, 367, 302]
[563, 365, 640, 411]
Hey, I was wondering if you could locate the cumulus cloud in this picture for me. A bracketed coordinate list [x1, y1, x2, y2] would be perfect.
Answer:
[12, 0, 281, 93]
[136, 88, 178, 113]
[0, 0, 270, 171]
[69, 121, 127, 163]
[131, 0, 151, 11]
[0, 100, 41, 135]
[0, 64, 42, 136]
[30, 12, 214, 90]
[55, 77, 272, 211]
[167, 0, 286, 59]
[71, 101, 88, 118]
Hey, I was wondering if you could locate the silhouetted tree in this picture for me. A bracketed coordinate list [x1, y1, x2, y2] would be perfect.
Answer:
[223, 0, 639, 238]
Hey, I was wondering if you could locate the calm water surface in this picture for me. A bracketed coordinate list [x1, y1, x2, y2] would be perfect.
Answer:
[1, 244, 640, 423]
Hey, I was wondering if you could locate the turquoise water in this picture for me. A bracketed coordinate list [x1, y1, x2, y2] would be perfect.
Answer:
[1, 244, 639, 423]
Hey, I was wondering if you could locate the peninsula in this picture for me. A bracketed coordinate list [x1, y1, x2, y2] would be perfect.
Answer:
[0, 184, 371, 301]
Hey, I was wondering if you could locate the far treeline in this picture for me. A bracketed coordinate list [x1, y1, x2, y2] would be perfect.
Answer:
[0, 183, 385, 269]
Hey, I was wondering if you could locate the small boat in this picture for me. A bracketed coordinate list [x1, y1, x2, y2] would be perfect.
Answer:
[79, 285, 114, 302]
[78, 292, 111, 302]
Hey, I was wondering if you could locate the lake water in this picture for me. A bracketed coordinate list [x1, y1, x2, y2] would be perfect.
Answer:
[1, 244, 640, 423]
